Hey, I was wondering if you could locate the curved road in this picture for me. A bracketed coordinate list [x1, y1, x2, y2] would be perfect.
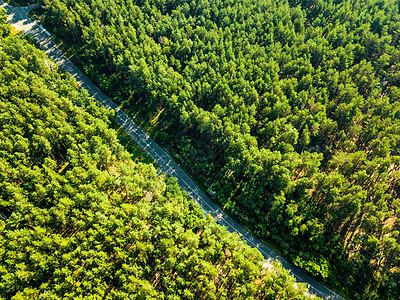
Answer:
[0, 2, 344, 299]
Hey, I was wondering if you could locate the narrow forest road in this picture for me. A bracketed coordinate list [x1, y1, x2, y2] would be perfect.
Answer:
[0, 2, 344, 299]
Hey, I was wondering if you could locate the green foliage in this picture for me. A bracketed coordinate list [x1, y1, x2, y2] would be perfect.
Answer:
[0, 15, 314, 299]
[40, 0, 400, 298]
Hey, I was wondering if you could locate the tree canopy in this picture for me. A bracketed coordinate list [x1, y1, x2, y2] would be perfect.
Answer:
[39, 0, 400, 298]
[0, 11, 315, 299]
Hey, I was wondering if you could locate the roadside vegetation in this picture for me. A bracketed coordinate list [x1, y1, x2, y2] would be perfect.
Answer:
[0, 10, 315, 299]
[37, 0, 400, 298]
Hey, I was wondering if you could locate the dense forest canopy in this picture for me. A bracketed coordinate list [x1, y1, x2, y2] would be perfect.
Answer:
[0, 11, 315, 299]
[38, 0, 400, 298]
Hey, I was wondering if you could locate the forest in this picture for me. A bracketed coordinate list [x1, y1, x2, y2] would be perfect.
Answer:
[36, 0, 400, 298]
[0, 11, 316, 299]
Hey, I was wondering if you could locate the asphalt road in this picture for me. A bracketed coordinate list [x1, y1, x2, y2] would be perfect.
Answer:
[0, 2, 344, 299]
